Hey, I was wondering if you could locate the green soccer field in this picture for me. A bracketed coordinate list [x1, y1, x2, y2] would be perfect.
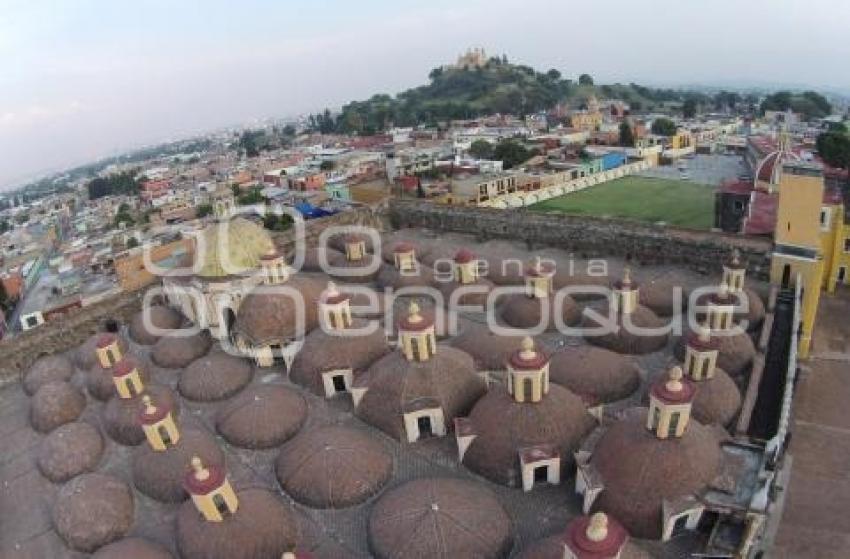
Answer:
[529, 175, 716, 229]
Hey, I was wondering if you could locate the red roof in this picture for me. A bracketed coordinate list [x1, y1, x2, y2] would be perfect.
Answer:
[686, 331, 720, 352]
[96, 333, 117, 349]
[393, 242, 416, 253]
[137, 399, 171, 426]
[507, 346, 550, 370]
[525, 261, 555, 277]
[564, 514, 629, 559]
[397, 312, 435, 332]
[183, 464, 227, 495]
[720, 179, 754, 196]
[743, 191, 778, 236]
[454, 248, 476, 263]
[650, 375, 696, 405]
[112, 357, 138, 378]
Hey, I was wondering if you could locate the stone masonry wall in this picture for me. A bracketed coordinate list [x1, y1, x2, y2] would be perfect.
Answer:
[389, 200, 774, 278]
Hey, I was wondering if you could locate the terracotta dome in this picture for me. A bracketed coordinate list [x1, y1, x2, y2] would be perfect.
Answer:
[476, 241, 530, 286]
[450, 321, 525, 371]
[30, 381, 86, 433]
[691, 369, 742, 427]
[84, 337, 131, 401]
[92, 537, 174, 559]
[233, 275, 325, 346]
[102, 384, 179, 446]
[552, 268, 616, 301]
[639, 278, 687, 317]
[132, 427, 225, 503]
[375, 262, 437, 291]
[329, 251, 383, 284]
[216, 384, 307, 449]
[673, 328, 755, 376]
[53, 473, 134, 552]
[290, 319, 390, 396]
[178, 351, 253, 402]
[128, 305, 184, 345]
[275, 425, 392, 508]
[379, 234, 433, 264]
[436, 276, 495, 310]
[176, 488, 297, 559]
[462, 384, 595, 487]
[590, 408, 723, 539]
[299, 246, 346, 273]
[151, 331, 212, 369]
[37, 421, 104, 483]
[76, 333, 102, 370]
[549, 346, 641, 406]
[23, 354, 75, 396]
[581, 303, 669, 355]
[327, 231, 375, 253]
[500, 292, 581, 330]
[356, 346, 486, 441]
[369, 478, 513, 559]
[384, 295, 454, 339]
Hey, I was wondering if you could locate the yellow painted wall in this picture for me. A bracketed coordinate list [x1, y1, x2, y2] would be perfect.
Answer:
[775, 172, 824, 248]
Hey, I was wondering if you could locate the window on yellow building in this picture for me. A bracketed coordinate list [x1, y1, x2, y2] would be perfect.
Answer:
[844, 237, 850, 253]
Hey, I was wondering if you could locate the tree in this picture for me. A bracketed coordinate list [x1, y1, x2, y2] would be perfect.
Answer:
[578, 74, 594, 86]
[281, 124, 296, 136]
[196, 204, 213, 218]
[651, 117, 677, 136]
[827, 121, 848, 134]
[263, 212, 293, 232]
[319, 160, 335, 171]
[682, 99, 697, 119]
[493, 139, 536, 169]
[468, 139, 494, 160]
[546, 69, 561, 81]
[126, 237, 139, 249]
[816, 131, 850, 174]
[619, 122, 635, 147]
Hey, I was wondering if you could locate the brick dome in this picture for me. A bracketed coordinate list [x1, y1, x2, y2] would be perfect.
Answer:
[30, 381, 86, 433]
[178, 351, 253, 402]
[450, 321, 526, 371]
[216, 384, 307, 449]
[92, 537, 174, 559]
[500, 292, 581, 331]
[275, 425, 392, 508]
[369, 478, 513, 558]
[691, 368, 742, 427]
[673, 327, 756, 376]
[54, 473, 134, 552]
[102, 384, 179, 446]
[581, 303, 669, 355]
[549, 345, 641, 406]
[129, 305, 183, 345]
[37, 421, 104, 483]
[233, 275, 325, 346]
[23, 354, 75, 396]
[151, 331, 212, 369]
[375, 262, 437, 291]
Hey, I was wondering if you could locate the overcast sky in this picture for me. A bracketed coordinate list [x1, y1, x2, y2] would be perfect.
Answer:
[2, 0, 849, 191]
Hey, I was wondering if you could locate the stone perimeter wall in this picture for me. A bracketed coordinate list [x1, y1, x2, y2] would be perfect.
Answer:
[389, 200, 774, 279]
[0, 207, 386, 388]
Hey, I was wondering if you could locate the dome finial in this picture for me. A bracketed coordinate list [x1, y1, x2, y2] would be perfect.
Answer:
[519, 336, 536, 359]
[697, 321, 711, 341]
[326, 281, 338, 296]
[142, 395, 156, 414]
[534, 256, 542, 272]
[719, 282, 730, 298]
[586, 512, 609, 542]
[407, 301, 422, 324]
[666, 366, 684, 392]
[622, 266, 632, 286]
[191, 456, 210, 480]
[731, 248, 741, 266]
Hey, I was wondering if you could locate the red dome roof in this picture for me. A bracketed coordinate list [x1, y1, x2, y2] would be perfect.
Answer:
[564, 513, 628, 559]
[183, 462, 227, 495]
[454, 248, 476, 263]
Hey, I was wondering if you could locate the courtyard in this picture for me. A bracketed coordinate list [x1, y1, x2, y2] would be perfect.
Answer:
[529, 175, 716, 230]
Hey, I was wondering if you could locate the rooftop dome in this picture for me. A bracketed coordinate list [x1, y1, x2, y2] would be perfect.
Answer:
[356, 345, 486, 441]
[639, 278, 687, 318]
[275, 425, 392, 508]
[151, 331, 212, 369]
[450, 321, 526, 371]
[128, 305, 184, 345]
[462, 384, 595, 487]
[290, 319, 390, 396]
[92, 537, 174, 559]
[75, 333, 103, 370]
[195, 217, 275, 278]
[590, 408, 723, 539]
[375, 262, 437, 291]
[518, 532, 650, 559]
[300, 246, 346, 272]
[691, 368, 742, 427]
[176, 488, 298, 559]
[233, 275, 325, 346]
[216, 384, 307, 449]
[691, 287, 766, 332]
[178, 351, 253, 402]
[132, 427, 225, 503]
[500, 292, 581, 330]
[30, 381, 86, 433]
[329, 252, 383, 284]
[674, 328, 755, 376]
[85, 337, 131, 401]
[37, 421, 104, 483]
[53, 473, 134, 552]
[549, 345, 641, 406]
[103, 384, 179, 446]
[581, 303, 669, 355]
[23, 354, 75, 396]
[369, 478, 513, 559]
[436, 275, 494, 309]
[379, 233, 433, 263]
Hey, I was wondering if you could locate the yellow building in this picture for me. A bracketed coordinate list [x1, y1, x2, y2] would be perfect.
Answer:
[669, 130, 694, 151]
[570, 111, 603, 132]
[820, 189, 850, 292]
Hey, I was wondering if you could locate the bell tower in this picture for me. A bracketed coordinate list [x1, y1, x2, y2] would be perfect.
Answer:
[612, 267, 638, 314]
[453, 249, 478, 285]
[184, 456, 239, 522]
[722, 249, 747, 294]
[260, 249, 288, 285]
[138, 394, 180, 451]
[683, 323, 719, 381]
[96, 334, 123, 368]
[319, 281, 352, 330]
[392, 242, 417, 272]
[647, 366, 695, 439]
[344, 234, 366, 261]
[112, 357, 145, 399]
[506, 337, 550, 403]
